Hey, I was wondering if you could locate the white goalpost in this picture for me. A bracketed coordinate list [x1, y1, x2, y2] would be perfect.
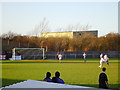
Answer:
[12, 48, 45, 60]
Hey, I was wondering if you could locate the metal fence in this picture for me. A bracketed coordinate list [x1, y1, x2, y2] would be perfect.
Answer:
[45, 51, 119, 59]
[2, 51, 118, 60]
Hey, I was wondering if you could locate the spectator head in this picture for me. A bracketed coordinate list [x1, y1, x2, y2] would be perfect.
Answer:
[102, 67, 106, 72]
[55, 71, 60, 78]
[46, 72, 51, 78]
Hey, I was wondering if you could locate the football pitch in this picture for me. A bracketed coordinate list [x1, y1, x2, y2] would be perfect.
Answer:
[1, 58, 120, 89]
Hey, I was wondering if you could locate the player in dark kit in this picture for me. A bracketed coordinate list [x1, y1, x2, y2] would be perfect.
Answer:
[99, 67, 109, 89]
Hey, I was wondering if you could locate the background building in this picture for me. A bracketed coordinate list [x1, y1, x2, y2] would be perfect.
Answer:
[41, 30, 98, 38]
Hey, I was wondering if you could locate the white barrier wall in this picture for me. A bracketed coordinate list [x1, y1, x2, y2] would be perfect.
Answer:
[0, 55, 6, 60]
[0, 55, 21, 60]
[1, 80, 96, 89]
[11, 55, 21, 60]
[15, 56, 21, 60]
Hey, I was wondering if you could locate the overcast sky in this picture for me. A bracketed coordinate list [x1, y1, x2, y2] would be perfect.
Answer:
[0, 0, 119, 37]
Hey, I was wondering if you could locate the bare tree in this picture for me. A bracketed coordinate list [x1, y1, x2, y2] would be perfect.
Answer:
[33, 17, 49, 37]
[2, 31, 17, 45]
[56, 23, 92, 32]
[2, 31, 17, 39]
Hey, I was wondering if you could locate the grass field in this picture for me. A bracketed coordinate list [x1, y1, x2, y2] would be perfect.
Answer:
[1, 58, 120, 89]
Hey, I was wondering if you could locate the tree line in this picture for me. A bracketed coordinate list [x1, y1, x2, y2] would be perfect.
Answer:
[1, 32, 120, 52]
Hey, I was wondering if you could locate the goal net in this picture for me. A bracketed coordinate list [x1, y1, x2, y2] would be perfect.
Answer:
[12, 48, 45, 60]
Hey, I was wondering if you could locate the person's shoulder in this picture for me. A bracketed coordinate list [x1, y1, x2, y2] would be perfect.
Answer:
[47, 78, 52, 82]
[43, 78, 47, 81]
[52, 77, 56, 81]
[52, 77, 56, 79]
[52, 77, 57, 82]
[100, 72, 106, 76]
[100, 72, 104, 75]
[59, 78, 64, 81]
[58, 78, 64, 84]
[44, 78, 52, 82]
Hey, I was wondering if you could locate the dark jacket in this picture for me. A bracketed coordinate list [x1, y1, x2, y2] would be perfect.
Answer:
[52, 77, 64, 84]
[43, 78, 52, 82]
[99, 72, 108, 89]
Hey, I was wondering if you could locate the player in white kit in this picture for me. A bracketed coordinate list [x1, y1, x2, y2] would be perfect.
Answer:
[99, 53, 105, 68]
[104, 54, 109, 65]
[58, 53, 62, 63]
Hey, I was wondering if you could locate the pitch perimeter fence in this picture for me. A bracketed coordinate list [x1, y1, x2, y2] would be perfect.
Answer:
[45, 51, 119, 60]
[1, 51, 119, 60]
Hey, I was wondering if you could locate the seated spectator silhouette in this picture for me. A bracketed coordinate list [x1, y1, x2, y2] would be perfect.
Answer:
[52, 71, 64, 84]
[43, 72, 52, 82]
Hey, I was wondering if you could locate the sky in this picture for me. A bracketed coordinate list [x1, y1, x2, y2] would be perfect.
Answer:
[0, 0, 119, 37]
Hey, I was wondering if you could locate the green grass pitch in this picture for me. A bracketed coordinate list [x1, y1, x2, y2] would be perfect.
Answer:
[1, 58, 120, 89]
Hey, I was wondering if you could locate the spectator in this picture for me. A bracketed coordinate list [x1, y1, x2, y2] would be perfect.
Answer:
[43, 72, 52, 82]
[52, 71, 64, 84]
[99, 67, 109, 89]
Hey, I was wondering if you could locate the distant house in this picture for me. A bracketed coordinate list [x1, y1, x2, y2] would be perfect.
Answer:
[41, 30, 98, 38]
